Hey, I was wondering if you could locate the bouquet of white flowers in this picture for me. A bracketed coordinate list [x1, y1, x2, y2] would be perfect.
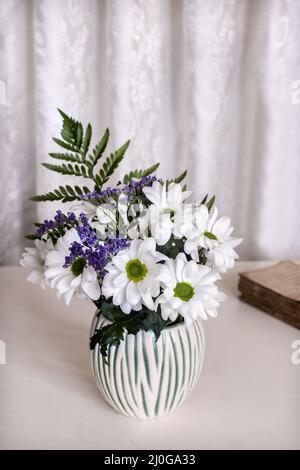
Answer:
[21, 110, 242, 359]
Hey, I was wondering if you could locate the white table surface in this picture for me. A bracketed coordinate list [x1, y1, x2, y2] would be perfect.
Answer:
[0, 263, 299, 450]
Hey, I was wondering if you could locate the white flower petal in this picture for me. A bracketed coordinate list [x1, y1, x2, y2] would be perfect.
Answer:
[81, 277, 100, 300]
[126, 282, 141, 305]
[113, 272, 128, 287]
[175, 252, 187, 281]
[64, 288, 75, 306]
[182, 260, 199, 284]
[113, 287, 125, 306]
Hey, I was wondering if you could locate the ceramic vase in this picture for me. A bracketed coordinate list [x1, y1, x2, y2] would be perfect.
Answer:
[90, 311, 205, 419]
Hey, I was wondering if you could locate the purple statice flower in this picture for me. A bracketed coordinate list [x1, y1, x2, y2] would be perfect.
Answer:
[81, 176, 159, 205]
[81, 187, 122, 204]
[76, 213, 98, 246]
[64, 237, 130, 278]
[126, 175, 159, 192]
[36, 211, 78, 236]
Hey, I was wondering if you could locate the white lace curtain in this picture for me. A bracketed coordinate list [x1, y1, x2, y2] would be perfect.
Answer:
[0, 0, 300, 265]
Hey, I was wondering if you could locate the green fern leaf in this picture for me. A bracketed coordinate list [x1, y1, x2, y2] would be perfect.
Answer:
[30, 184, 90, 203]
[42, 163, 90, 179]
[174, 169, 187, 184]
[123, 162, 159, 184]
[31, 191, 63, 202]
[49, 152, 81, 163]
[89, 128, 110, 167]
[123, 169, 142, 184]
[96, 139, 130, 188]
[166, 169, 187, 188]
[76, 122, 83, 149]
[57, 109, 81, 151]
[81, 123, 92, 158]
[52, 137, 79, 153]
[142, 162, 160, 177]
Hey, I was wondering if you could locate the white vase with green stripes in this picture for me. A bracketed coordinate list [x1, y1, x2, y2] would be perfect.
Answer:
[90, 311, 205, 419]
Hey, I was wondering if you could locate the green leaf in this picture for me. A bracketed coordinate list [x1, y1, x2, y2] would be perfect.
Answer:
[25, 234, 40, 240]
[101, 301, 127, 322]
[174, 169, 187, 184]
[140, 309, 167, 340]
[90, 323, 125, 357]
[156, 235, 185, 259]
[30, 185, 90, 203]
[90, 300, 185, 358]
[89, 128, 109, 167]
[123, 162, 160, 184]
[204, 231, 218, 240]
[42, 162, 90, 179]
[57, 109, 81, 151]
[141, 162, 160, 177]
[76, 122, 83, 149]
[81, 123, 92, 157]
[96, 139, 130, 188]
[206, 195, 215, 211]
[31, 191, 63, 202]
[52, 137, 79, 153]
[200, 194, 208, 205]
[166, 169, 187, 188]
[123, 169, 143, 184]
[49, 152, 81, 163]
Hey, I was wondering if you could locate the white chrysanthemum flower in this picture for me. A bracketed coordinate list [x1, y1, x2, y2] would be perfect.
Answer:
[102, 238, 166, 313]
[184, 206, 242, 272]
[20, 238, 54, 289]
[142, 181, 192, 245]
[71, 200, 117, 238]
[155, 252, 226, 327]
[45, 228, 100, 305]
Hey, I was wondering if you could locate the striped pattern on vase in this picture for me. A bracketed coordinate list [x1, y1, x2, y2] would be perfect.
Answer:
[90, 311, 205, 419]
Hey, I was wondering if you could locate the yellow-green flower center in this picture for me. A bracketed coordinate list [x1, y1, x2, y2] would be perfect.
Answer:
[71, 257, 87, 277]
[174, 282, 194, 302]
[162, 208, 176, 218]
[126, 259, 148, 283]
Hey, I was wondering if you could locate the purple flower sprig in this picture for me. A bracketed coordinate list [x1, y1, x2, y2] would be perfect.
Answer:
[57, 211, 130, 278]
[81, 176, 159, 205]
[64, 237, 130, 278]
[36, 210, 77, 237]
[76, 213, 98, 246]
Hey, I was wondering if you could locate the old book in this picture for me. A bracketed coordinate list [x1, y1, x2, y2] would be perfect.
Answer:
[238, 261, 300, 329]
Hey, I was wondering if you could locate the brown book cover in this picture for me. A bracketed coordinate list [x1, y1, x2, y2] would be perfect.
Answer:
[238, 261, 300, 329]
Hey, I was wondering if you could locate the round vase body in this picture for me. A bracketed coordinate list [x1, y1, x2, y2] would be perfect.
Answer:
[90, 311, 205, 419]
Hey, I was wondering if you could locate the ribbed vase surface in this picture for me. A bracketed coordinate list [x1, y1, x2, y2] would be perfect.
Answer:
[90, 312, 205, 419]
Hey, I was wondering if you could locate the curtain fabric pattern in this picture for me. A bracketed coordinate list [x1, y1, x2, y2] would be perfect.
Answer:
[0, 0, 299, 264]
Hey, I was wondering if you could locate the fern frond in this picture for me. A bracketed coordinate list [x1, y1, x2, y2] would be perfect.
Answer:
[95, 139, 130, 188]
[89, 128, 109, 167]
[57, 109, 81, 152]
[30, 185, 91, 203]
[52, 137, 79, 153]
[49, 152, 81, 163]
[123, 162, 160, 184]
[42, 163, 90, 179]
[80, 123, 92, 158]
[166, 169, 187, 188]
